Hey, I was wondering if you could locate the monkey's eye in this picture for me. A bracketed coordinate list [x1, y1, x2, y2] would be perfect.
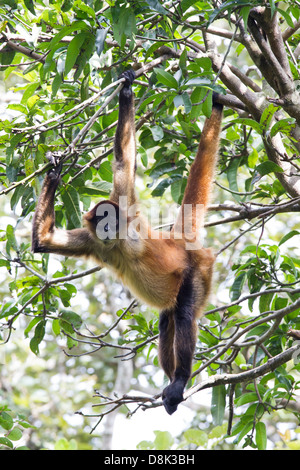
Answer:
[94, 210, 119, 241]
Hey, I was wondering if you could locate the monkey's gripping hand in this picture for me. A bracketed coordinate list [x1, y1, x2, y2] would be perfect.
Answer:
[119, 69, 135, 87]
[119, 69, 135, 100]
[45, 151, 62, 181]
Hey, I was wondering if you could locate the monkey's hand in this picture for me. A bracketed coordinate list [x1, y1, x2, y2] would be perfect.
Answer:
[46, 151, 62, 179]
[119, 69, 135, 86]
[119, 69, 135, 89]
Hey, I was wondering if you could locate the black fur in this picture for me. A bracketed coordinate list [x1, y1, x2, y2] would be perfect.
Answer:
[161, 268, 197, 415]
[119, 69, 135, 100]
[212, 92, 224, 112]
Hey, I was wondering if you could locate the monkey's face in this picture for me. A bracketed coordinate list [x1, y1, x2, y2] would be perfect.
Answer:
[84, 200, 128, 243]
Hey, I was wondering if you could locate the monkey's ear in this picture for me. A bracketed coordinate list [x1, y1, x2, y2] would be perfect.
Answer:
[84, 200, 123, 242]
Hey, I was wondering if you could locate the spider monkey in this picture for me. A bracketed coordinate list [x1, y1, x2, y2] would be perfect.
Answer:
[32, 70, 223, 414]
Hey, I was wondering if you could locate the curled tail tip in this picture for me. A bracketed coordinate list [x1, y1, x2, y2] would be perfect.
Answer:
[212, 92, 224, 112]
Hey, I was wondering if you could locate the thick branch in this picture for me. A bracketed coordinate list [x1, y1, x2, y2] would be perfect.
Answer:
[203, 31, 263, 120]
[185, 344, 300, 400]
[243, 12, 300, 125]
[88, 343, 300, 418]
[247, 17, 291, 97]
[263, 134, 300, 197]
[0, 34, 45, 63]
[250, 8, 291, 77]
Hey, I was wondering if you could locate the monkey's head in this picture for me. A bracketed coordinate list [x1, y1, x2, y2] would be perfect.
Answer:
[84, 200, 146, 250]
[84, 200, 128, 243]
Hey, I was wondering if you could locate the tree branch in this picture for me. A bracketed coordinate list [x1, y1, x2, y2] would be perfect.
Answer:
[185, 343, 300, 399]
[86, 343, 300, 422]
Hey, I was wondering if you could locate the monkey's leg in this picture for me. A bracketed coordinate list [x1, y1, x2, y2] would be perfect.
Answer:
[158, 310, 176, 381]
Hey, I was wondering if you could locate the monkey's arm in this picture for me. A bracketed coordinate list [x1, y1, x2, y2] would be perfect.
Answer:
[110, 70, 137, 206]
[32, 166, 97, 257]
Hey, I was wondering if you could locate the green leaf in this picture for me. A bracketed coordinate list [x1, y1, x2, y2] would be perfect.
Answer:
[208, 424, 227, 439]
[145, 0, 167, 14]
[150, 125, 164, 141]
[62, 0, 73, 12]
[153, 431, 174, 450]
[112, 6, 136, 46]
[24, 0, 35, 15]
[183, 429, 208, 447]
[154, 68, 178, 89]
[21, 82, 39, 105]
[30, 320, 46, 355]
[0, 411, 14, 431]
[65, 32, 87, 75]
[99, 160, 113, 183]
[181, 92, 192, 114]
[73, 34, 95, 80]
[171, 178, 186, 204]
[24, 317, 41, 338]
[277, 8, 295, 28]
[54, 438, 78, 450]
[256, 161, 283, 176]
[48, 21, 90, 51]
[226, 158, 244, 201]
[259, 104, 279, 129]
[0, 437, 13, 449]
[95, 28, 109, 56]
[79, 181, 112, 196]
[202, 92, 213, 118]
[190, 87, 205, 120]
[139, 146, 148, 167]
[0, 300, 18, 320]
[52, 319, 61, 336]
[59, 310, 82, 330]
[52, 73, 62, 97]
[270, 118, 295, 137]
[183, 77, 212, 88]
[287, 441, 300, 450]
[279, 230, 299, 246]
[80, 71, 90, 101]
[241, 6, 251, 30]
[235, 392, 258, 407]
[7, 104, 28, 114]
[255, 422, 267, 450]
[61, 185, 82, 229]
[231, 117, 263, 135]
[259, 291, 274, 314]
[211, 385, 226, 426]
[230, 272, 246, 301]
[7, 427, 23, 441]
[74, 0, 95, 18]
